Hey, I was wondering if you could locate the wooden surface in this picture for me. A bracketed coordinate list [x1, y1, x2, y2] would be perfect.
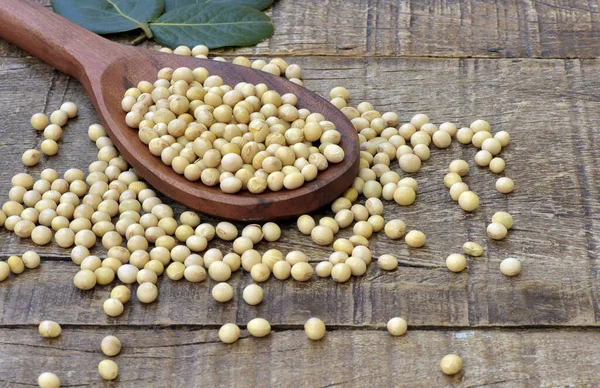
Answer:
[0, 0, 599, 387]
[2, 328, 600, 387]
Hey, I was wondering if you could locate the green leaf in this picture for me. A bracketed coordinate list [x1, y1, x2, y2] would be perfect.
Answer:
[52, 0, 165, 35]
[150, 4, 274, 49]
[164, 0, 274, 12]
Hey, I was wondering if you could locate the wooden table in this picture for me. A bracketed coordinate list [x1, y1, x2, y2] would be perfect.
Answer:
[1, 0, 600, 386]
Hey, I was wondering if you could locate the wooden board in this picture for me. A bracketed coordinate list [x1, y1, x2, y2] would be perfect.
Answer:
[1, 327, 600, 387]
[2, 1, 600, 385]
[0, 261, 471, 327]
[27, 0, 600, 59]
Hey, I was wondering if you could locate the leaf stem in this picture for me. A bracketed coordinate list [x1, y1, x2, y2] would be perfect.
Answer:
[131, 33, 149, 46]
[140, 23, 154, 39]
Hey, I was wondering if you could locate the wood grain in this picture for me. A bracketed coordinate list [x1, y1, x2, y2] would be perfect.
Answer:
[2, 2, 600, 383]
[24, 0, 600, 59]
[1, 327, 600, 387]
[0, 261, 471, 327]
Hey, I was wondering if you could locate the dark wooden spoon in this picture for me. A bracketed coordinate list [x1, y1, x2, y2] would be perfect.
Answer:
[0, 0, 359, 222]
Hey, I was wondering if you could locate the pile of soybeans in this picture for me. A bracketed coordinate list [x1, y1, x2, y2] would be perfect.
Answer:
[4, 44, 520, 387]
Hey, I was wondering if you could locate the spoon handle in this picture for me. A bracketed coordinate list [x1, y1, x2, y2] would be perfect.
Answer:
[0, 0, 128, 82]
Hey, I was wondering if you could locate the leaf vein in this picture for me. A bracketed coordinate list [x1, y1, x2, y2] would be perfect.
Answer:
[105, 0, 147, 30]
[151, 21, 271, 26]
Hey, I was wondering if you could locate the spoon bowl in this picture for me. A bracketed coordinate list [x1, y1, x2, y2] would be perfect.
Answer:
[0, 0, 359, 221]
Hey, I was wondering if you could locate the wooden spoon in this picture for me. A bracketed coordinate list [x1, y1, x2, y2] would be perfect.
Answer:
[0, 0, 359, 222]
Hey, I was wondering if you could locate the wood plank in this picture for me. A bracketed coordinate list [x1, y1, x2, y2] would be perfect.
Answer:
[0, 261, 469, 327]
[20, 0, 600, 59]
[562, 60, 600, 323]
[1, 56, 599, 327]
[1, 327, 600, 387]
